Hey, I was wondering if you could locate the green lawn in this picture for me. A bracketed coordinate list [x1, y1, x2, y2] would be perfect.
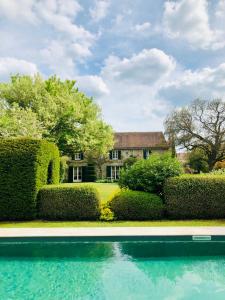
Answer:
[75, 182, 120, 203]
[0, 220, 225, 228]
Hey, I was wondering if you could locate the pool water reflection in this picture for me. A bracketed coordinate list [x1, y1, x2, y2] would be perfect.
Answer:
[0, 240, 224, 299]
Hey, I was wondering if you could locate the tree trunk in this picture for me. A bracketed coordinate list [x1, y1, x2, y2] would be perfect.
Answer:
[208, 157, 216, 171]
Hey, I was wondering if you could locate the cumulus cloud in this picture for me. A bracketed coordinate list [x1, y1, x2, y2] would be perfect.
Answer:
[159, 63, 225, 104]
[95, 48, 176, 130]
[101, 48, 176, 85]
[76, 75, 109, 98]
[40, 40, 76, 78]
[134, 22, 151, 32]
[0, 0, 96, 79]
[0, 57, 38, 81]
[0, 0, 37, 23]
[90, 0, 110, 22]
[163, 0, 225, 50]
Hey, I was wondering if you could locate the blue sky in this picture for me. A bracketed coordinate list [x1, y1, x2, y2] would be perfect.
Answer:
[0, 0, 225, 131]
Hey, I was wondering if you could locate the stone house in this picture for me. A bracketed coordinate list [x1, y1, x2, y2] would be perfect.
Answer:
[67, 132, 169, 182]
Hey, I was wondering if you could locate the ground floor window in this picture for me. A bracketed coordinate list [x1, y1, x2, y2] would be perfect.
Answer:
[107, 166, 121, 180]
[73, 166, 82, 182]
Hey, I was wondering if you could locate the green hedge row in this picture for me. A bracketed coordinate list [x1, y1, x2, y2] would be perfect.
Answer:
[164, 175, 225, 219]
[0, 138, 59, 220]
[38, 184, 101, 220]
[109, 190, 164, 220]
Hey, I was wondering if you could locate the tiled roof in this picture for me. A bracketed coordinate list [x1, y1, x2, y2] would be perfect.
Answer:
[114, 132, 169, 149]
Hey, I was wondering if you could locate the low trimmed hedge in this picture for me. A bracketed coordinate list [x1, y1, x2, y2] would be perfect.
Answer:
[38, 184, 101, 220]
[164, 175, 225, 219]
[109, 190, 164, 220]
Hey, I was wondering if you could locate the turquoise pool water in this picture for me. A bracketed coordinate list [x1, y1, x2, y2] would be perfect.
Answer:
[0, 238, 225, 300]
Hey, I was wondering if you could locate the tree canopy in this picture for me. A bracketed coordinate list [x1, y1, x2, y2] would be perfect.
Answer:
[164, 99, 225, 170]
[0, 74, 114, 156]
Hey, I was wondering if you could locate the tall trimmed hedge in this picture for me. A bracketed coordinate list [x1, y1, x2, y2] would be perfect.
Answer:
[38, 184, 101, 220]
[164, 175, 225, 219]
[0, 138, 60, 220]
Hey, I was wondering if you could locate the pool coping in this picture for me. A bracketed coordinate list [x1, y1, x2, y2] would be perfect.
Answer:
[0, 227, 225, 238]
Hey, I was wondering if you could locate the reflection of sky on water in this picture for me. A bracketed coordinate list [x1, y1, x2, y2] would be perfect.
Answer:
[0, 241, 224, 299]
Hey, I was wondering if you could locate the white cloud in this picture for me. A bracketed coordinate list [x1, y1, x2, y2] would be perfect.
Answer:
[0, 57, 38, 81]
[101, 48, 176, 85]
[95, 48, 176, 130]
[160, 63, 225, 103]
[215, 0, 225, 18]
[0, 0, 95, 66]
[134, 22, 151, 32]
[0, 0, 37, 23]
[90, 0, 110, 22]
[40, 40, 76, 78]
[163, 0, 225, 50]
[76, 75, 109, 98]
[95, 47, 225, 131]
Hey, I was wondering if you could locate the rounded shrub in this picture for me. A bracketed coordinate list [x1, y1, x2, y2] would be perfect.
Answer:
[100, 206, 115, 221]
[38, 184, 101, 220]
[164, 175, 225, 219]
[109, 190, 164, 220]
[119, 152, 182, 194]
[0, 138, 59, 220]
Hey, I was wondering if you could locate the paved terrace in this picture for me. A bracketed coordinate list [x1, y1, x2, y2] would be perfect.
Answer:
[0, 227, 225, 237]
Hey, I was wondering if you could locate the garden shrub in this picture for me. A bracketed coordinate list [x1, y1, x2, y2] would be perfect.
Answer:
[210, 168, 225, 175]
[109, 190, 164, 220]
[164, 175, 225, 219]
[38, 184, 101, 220]
[100, 206, 115, 221]
[119, 152, 182, 194]
[0, 138, 59, 220]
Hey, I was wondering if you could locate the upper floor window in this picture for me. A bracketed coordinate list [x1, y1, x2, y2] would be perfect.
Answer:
[74, 152, 83, 160]
[112, 150, 118, 160]
[110, 150, 121, 160]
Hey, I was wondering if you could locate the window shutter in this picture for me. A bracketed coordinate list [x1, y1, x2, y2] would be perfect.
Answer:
[143, 149, 147, 159]
[80, 152, 84, 160]
[86, 164, 97, 182]
[82, 166, 87, 182]
[109, 151, 112, 159]
[118, 150, 121, 160]
[106, 166, 111, 178]
[68, 166, 73, 182]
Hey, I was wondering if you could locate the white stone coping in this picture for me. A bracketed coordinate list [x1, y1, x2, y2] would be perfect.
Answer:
[0, 227, 225, 238]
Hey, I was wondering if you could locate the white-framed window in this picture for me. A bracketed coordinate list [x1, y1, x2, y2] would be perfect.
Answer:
[73, 167, 82, 182]
[111, 166, 121, 180]
[74, 153, 81, 160]
[146, 150, 150, 158]
[143, 149, 151, 159]
[112, 150, 118, 160]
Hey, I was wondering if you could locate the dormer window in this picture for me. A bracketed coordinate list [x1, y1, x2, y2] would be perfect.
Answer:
[74, 152, 83, 160]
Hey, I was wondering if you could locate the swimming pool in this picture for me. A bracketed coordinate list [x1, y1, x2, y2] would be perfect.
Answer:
[0, 236, 225, 299]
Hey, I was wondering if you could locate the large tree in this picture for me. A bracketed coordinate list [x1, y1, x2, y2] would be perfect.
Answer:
[0, 74, 114, 156]
[164, 99, 225, 170]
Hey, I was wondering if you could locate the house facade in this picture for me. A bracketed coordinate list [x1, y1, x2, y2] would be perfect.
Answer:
[67, 132, 169, 182]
